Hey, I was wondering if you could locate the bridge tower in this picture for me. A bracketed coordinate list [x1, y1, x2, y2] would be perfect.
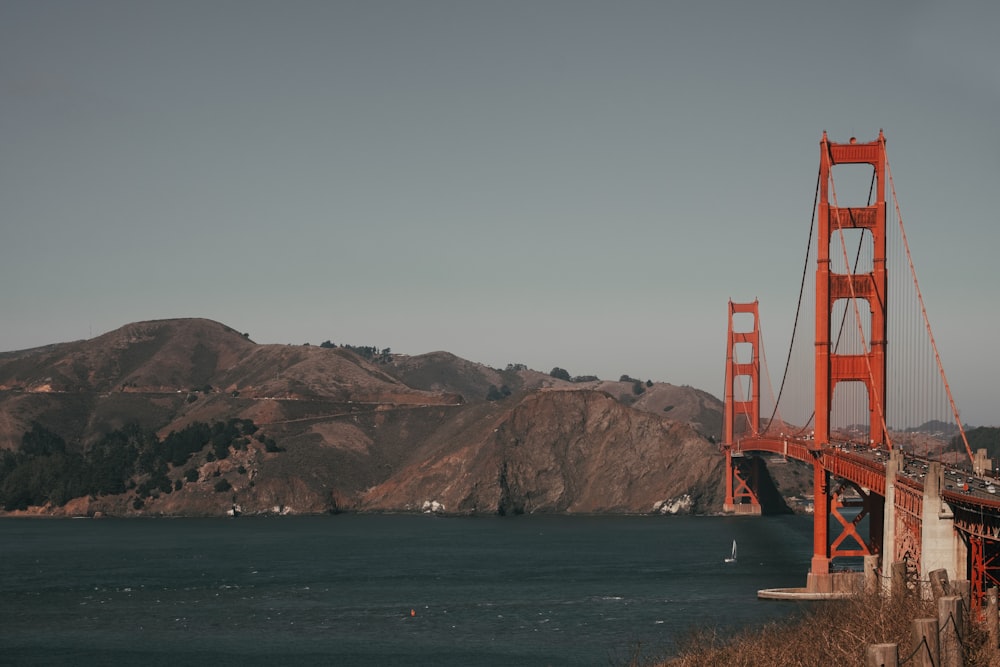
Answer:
[723, 300, 762, 514]
[811, 131, 888, 578]
[814, 130, 888, 448]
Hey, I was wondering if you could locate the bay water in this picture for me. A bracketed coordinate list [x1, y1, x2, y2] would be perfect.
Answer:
[1, 514, 815, 666]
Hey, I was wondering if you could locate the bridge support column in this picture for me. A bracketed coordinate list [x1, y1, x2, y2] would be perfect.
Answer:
[882, 449, 902, 594]
[724, 453, 762, 515]
[920, 463, 966, 593]
[723, 449, 735, 510]
[974, 448, 994, 478]
[808, 461, 832, 592]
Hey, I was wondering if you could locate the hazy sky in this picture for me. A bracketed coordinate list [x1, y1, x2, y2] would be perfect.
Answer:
[1, 2, 998, 425]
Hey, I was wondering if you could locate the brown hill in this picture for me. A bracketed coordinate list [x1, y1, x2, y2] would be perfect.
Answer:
[0, 317, 734, 517]
[359, 389, 724, 514]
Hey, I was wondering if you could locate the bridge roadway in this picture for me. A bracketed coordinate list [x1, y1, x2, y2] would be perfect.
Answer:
[730, 436, 1000, 518]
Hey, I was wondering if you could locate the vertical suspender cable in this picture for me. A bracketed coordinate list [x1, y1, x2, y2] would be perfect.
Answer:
[885, 154, 973, 464]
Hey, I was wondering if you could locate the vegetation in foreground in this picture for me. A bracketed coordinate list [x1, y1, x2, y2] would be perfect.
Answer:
[635, 591, 1000, 667]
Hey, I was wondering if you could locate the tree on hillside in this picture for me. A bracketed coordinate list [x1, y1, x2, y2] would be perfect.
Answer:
[87, 422, 152, 495]
[486, 384, 512, 401]
[0, 424, 87, 510]
[21, 422, 67, 457]
[342, 344, 392, 363]
[0, 418, 269, 510]
[549, 367, 571, 381]
[951, 427, 1000, 460]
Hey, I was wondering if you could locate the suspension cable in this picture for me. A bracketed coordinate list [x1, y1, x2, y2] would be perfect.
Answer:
[885, 152, 973, 465]
[767, 167, 821, 435]
[757, 318, 781, 433]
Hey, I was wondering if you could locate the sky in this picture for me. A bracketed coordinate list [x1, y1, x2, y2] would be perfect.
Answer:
[1, 1, 998, 425]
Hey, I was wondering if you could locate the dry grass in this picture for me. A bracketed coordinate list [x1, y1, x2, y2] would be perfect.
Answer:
[632, 592, 1000, 667]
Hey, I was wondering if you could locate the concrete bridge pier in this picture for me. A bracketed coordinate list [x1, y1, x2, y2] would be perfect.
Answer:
[807, 457, 833, 594]
[974, 448, 994, 478]
[919, 462, 966, 593]
[881, 449, 902, 595]
[879, 456, 967, 597]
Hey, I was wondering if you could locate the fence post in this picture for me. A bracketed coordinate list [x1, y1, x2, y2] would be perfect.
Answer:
[929, 568, 951, 599]
[954, 580, 971, 624]
[892, 561, 908, 598]
[911, 618, 939, 667]
[866, 643, 899, 667]
[987, 587, 998, 649]
[938, 595, 964, 667]
[865, 555, 880, 596]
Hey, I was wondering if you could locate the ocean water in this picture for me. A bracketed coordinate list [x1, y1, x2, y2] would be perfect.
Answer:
[0, 514, 815, 666]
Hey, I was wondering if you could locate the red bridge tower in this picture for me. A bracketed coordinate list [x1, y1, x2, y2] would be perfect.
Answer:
[723, 299, 762, 515]
[811, 131, 889, 578]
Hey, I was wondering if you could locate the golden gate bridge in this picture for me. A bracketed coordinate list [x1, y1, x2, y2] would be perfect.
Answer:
[722, 131, 999, 610]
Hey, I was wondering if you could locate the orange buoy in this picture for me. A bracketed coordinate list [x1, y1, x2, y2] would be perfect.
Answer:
[410, 608, 416, 617]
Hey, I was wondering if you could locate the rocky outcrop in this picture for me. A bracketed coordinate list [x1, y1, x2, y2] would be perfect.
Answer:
[360, 389, 725, 515]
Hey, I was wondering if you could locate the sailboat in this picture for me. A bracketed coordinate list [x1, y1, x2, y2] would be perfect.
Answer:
[724, 539, 737, 564]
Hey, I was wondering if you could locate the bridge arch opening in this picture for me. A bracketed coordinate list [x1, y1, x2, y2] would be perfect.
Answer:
[828, 227, 874, 275]
[731, 375, 753, 403]
[731, 310, 755, 334]
[730, 374, 755, 433]
[731, 412, 755, 439]
[829, 162, 877, 208]
[830, 296, 873, 356]
[733, 341, 754, 365]
[830, 380, 873, 443]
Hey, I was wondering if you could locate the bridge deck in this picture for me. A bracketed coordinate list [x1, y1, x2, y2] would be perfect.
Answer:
[730, 437, 1000, 512]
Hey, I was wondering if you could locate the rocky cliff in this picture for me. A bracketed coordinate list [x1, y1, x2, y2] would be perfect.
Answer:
[360, 389, 723, 514]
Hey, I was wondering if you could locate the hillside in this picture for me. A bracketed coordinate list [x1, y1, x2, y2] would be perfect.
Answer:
[0, 318, 739, 517]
